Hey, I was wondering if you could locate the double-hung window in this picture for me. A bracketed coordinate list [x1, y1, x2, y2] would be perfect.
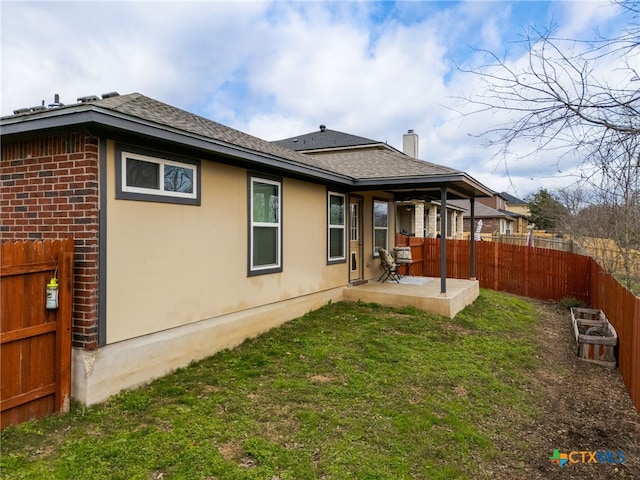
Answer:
[249, 176, 282, 275]
[116, 147, 200, 205]
[327, 192, 346, 263]
[373, 199, 389, 256]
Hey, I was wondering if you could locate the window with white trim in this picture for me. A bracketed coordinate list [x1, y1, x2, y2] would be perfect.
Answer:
[373, 199, 389, 256]
[117, 148, 200, 205]
[328, 192, 346, 262]
[249, 176, 282, 274]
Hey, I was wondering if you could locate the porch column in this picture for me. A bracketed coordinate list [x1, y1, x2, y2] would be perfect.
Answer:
[456, 212, 464, 239]
[440, 187, 447, 295]
[470, 198, 476, 280]
[451, 211, 457, 238]
[428, 205, 438, 237]
[414, 202, 425, 237]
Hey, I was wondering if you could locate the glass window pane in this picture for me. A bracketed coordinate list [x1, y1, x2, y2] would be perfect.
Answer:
[127, 159, 159, 189]
[253, 182, 279, 223]
[375, 229, 387, 253]
[329, 228, 345, 258]
[164, 164, 194, 193]
[253, 226, 277, 266]
[374, 201, 388, 227]
[329, 195, 344, 225]
[350, 203, 358, 241]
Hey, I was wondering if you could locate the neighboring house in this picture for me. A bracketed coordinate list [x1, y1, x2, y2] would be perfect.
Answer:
[500, 191, 530, 234]
[1, 93, 493, 405]
[273, 128, 470, 239]
[448, 199, 518, 237]
[475, 191, 530, 235]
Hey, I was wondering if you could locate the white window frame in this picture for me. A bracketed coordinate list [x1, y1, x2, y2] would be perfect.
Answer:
[373, 199, 389, 257]
[500, 219, 509, 235]
[249, 176, 282, 274]
[121, 151, 197, 200]
[350, 201, 359, 242]
[328, 192, 346, 263]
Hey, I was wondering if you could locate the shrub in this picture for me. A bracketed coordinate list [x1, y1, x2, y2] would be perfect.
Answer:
[559, 297, 588, 309]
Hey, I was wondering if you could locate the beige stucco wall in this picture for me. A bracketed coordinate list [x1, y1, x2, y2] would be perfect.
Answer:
[66, 142, 398, 404]
[105, 141, 349, 344]
[73, 285, 345, 405]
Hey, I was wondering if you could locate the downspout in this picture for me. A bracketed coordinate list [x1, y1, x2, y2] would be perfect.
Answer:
[470, 197, 476, 280]
[440, 187, 447, 295]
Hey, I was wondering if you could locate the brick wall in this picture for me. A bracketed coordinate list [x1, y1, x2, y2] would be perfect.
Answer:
[1, 131, 100, 349]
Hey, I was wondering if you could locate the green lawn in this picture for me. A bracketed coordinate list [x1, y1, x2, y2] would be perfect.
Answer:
[1, 290, 540, 479]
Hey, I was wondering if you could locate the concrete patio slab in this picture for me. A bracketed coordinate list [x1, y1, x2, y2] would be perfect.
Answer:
[343, 277, 479, 318]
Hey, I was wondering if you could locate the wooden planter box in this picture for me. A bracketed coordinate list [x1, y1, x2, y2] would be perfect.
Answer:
[571, 307, 617, 369]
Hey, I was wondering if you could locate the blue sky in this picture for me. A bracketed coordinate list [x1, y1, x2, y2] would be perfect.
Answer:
[1, 0, 629, 197]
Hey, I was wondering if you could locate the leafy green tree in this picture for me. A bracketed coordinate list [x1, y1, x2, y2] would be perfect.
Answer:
[526, 188, 567, 231]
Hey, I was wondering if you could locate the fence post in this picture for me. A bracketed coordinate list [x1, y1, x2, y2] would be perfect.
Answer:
[632, 299, 640, 411]
[524, 244, 529, 297]
[55, 249, 73, 413]
[493, 241, 499, 291]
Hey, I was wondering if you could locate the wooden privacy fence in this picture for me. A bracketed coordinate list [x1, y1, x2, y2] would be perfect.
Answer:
[408, 237, 640, 411]
[1, 239, 74, 429]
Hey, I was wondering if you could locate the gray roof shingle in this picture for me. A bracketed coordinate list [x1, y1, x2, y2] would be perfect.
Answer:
[500, 191, 527, 205]
[272, 126, 380, 151]
[307, 148, 461, 179]
[94, 93, 321, 167]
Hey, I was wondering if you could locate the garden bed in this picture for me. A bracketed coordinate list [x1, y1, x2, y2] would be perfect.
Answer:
[571, 307, 617, 369]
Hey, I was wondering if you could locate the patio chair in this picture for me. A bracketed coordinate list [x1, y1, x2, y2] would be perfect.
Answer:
[393, 246, 415, 276]
[378, 248, 401, 283]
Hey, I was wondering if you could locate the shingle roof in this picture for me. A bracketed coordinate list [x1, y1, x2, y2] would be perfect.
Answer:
[447, 200, 513, 218]
[272, 127, 380, 151]
[80, 93, 322, 167]
[500, 191, 527, 205]
[2, 92, 494, 197]
[308, 148, 461, 179]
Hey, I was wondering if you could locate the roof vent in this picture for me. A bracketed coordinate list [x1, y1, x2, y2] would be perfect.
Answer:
[77, 95, 100, 103]
[13, 107, 31, 115]
[48, 93, 64, 108]
[101, 91, 120, 99]
[319, 124, 326, 132]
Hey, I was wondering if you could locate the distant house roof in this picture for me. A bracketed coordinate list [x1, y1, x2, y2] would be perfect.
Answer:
[1, 92, 494, 198]
[448, 200, 516, 219]
[500, 192, 527, 205]
[273, 125, 385, 152]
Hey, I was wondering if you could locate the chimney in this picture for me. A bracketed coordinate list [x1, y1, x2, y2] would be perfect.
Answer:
[402, 130, 418, 158]
[403, 129, 419, 158]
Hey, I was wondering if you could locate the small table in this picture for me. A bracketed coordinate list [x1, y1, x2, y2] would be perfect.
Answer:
[396, 259, 421, 276]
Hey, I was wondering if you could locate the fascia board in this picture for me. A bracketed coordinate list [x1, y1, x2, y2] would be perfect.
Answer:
[354, 174, 494, 198]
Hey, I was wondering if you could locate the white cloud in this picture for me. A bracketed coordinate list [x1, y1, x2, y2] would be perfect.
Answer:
[1, 0, 629, 198]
